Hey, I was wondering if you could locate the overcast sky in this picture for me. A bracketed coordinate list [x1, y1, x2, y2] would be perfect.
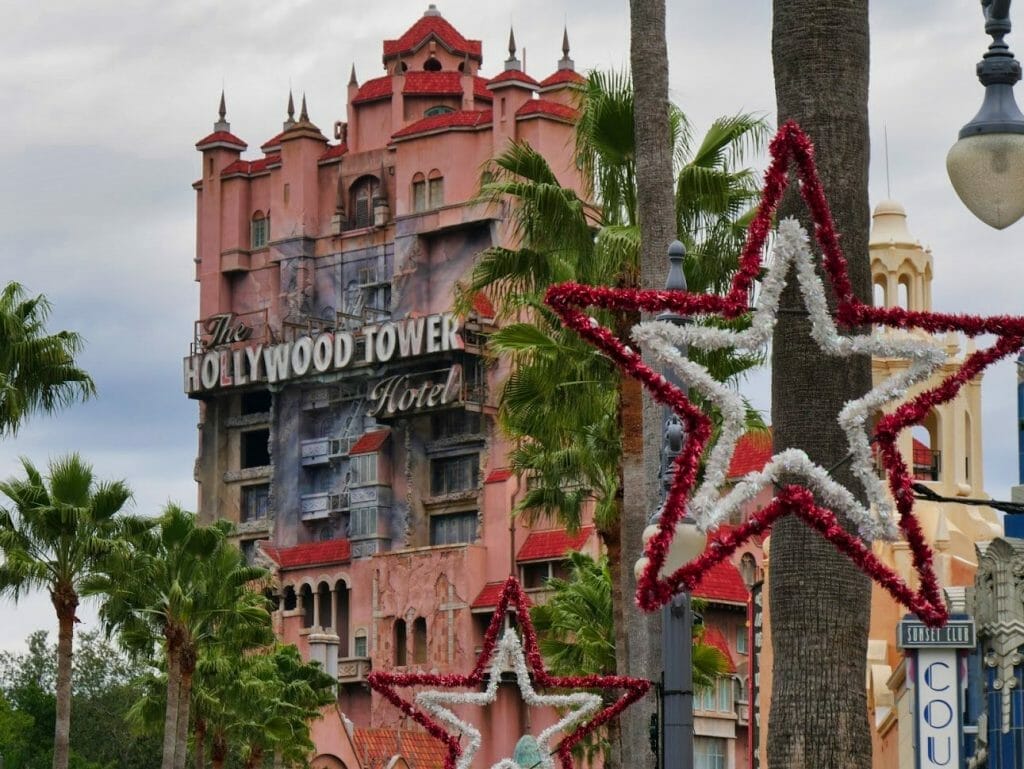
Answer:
[1, 0, 1021, 651]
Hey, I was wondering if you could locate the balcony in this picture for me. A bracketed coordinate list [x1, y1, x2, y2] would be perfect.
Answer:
[301, 438, 332, 466]
[912, 449, 942, 482]
[300, 492, 348, 522]
[337, 656, 372, 684]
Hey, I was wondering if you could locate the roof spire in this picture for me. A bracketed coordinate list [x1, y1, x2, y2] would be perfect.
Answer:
[283, 90, 296, 131]
[299, 93, 309, 123]
[214, 90, 230, 132]
[349, 63, 358, 86]
[505, 26, 522, 71]
[558, 25, 575, 71]
[424, 3, 441, 16]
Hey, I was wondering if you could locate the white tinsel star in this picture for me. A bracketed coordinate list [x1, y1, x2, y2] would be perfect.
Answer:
[415, 628, 603, 769]
[631, 218, 948, 542]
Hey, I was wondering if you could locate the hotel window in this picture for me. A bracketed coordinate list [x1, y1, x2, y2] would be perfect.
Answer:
[350, 176, 379, 229]
[694, 737, 726, 769]
[240, 429, 270, 469]
[412, 172, 427, 212]
[736, 626, 748, 655]
[430, 453, 479, 495]
[251, 212, 269, 249]
[412, 617, 427, 663]
[717, 677, 732, 711]
[348, 507, 378, 538]
[394, 619, 407, 666]
[353, 630, 368, 658]
[241, 484, 270, 522]
[427, 169, 444, 208]
[429, 511, 478, 546]
[431, 409, 481, 440]
[350, 453, 378, 486]
[520, 559, 571, 590]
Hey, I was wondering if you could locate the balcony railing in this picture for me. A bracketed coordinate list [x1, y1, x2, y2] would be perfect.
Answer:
[337, 656, 371, 684]
[191, 309, 273, 355]
[913, 450, 942, 482]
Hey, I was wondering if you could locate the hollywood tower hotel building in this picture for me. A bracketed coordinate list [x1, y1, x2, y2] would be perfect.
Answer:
[185, 7, 601, 765]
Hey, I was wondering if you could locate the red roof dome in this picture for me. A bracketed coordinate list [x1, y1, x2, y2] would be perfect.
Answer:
[383, 9, 482, 62]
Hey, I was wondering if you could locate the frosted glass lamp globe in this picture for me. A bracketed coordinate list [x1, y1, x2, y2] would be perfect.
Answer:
[947, 132, 1024, 229]
[633, 520, 708, 580]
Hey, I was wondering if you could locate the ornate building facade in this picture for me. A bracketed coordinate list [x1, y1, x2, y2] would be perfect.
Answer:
[186, 8, 602, 767]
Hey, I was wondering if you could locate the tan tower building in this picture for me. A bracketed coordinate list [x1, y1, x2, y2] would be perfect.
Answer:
[865, 200, 1001, 769]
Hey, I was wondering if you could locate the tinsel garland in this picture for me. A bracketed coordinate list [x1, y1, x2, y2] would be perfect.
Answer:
[545, 121, 1024, 627]
[368, 576, 651, 769]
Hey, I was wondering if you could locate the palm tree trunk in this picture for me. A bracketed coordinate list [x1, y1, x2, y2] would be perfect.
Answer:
[194, 718, 206, 769]
[768, 2, 873, 768]
[174, 662, 195, 769]
[51, 592, 78, 769]
[600, 522, 625, 769]
[163, 648, 183, 769]
[626, 1, 677, 767]
[211, 733, 227, 769]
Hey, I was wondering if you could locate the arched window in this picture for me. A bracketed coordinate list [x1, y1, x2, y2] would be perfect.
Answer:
[335, 580, 350, 656]
[350, 176, 380, 229]
[912, 410, 941, 481]
[251, 211, 269, 249]
[739, 553, 758, 588]
[317, 582, 331, 629]
[897, 274, 911, 310]
[412, 617, 427, 664]
[424, 105, 454, 117]
[300, 584, 315, 628]
[872, 276, 887, 308]
[283, 585, 297, 612]
[427, 169, 444, 209]
[394, 619, 407, 666]
[424, 56, 442, 72]
[412, 172, 427, 213]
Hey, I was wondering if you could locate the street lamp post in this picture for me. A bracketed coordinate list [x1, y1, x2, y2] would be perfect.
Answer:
[635, 240, 708, 769]
[947, 0, 1024, 228]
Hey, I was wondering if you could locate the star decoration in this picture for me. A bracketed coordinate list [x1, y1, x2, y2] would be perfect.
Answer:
[545, 121, 1024, 627]
[634, 218, 947, 543]
[367, 576, 651, 769]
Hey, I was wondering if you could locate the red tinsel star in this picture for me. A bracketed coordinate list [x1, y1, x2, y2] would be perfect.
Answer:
[545, 121, 1024, 628]
[368, 575, 651, 769]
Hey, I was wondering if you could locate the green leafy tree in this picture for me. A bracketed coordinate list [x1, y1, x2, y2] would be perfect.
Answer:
[0, 456, 141, 769]
[531, 552, 728, 766]
[84, 506, 271, 769]
[0, 630, 161, 769]
[463, 70, 765, 768]
[0, 282, 95, 437]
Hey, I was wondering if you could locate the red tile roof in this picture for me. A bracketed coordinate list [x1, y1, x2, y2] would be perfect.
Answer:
[261, 538, 350, 570]
[471, 581, 533, 610]
[488, 69, 540, 87]
[471, 291, 495, 318]
[539, 69, 586, 89]
[485, 468, 513, 484]
[383, 14, 482, 61]
[349, 429, 390, 455]
[319, 143, 348, 163]
[691, 560, 749, 605]
[260, 131, 285, 151]
[391, 109, 493, 140]
[196, 130, 247, 150]
[515, 99, 578, 122]
[701, 626, 736, 673]
[354, 728, 447, 769]
[220, 154, 281, 178]
[727, 431, 773, 478]
[403, 71, 463, 95]
[353, 76, 393, 104]
[353, 74, 492, 104]
[517, 525, 595, 562]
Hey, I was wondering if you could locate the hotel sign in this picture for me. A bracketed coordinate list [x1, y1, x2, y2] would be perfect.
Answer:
[184, 312, 462, 395]
[898, 619, 976, 649]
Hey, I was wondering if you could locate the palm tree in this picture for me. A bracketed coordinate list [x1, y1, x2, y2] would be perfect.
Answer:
[0, 454, 139, 769]
[0, 282, 95, 437]
[464, 70, 765, 768]
[768, 3, 873, 768]
[85, 505, 272, 769]
[531, 553, 729, 766]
